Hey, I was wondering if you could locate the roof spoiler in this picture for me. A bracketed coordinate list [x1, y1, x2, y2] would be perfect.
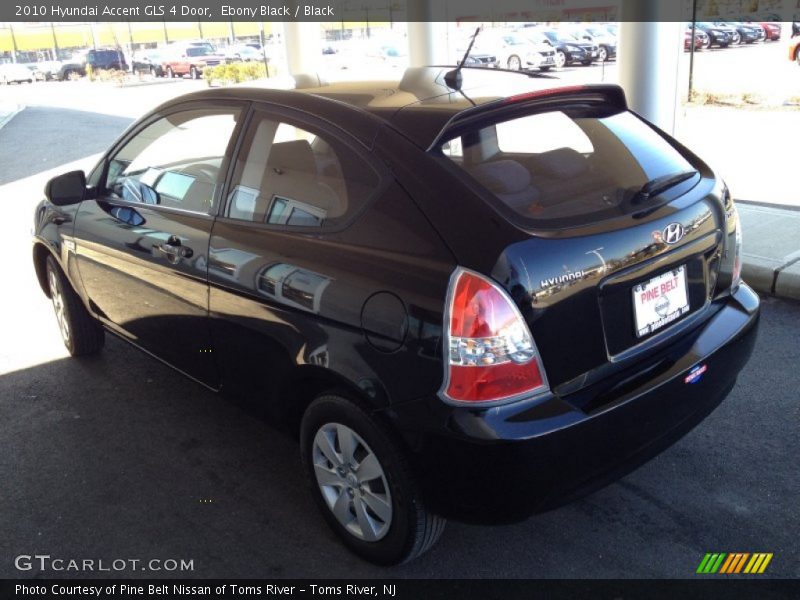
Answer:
[429, 84, 628, 150]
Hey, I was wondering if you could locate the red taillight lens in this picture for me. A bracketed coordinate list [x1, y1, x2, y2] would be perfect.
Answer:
[441, 268, 549, 404]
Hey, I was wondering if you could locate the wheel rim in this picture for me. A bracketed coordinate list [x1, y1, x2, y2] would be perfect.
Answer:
[312, 423, 392, 542]
[48, 270, 70, 344]
[599, 47, 607, 61]
[508, 56, 521, 70]
[555, 51, 566, 68]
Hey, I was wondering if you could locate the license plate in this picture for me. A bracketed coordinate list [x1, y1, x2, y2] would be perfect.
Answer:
[632, 266, 690, 338]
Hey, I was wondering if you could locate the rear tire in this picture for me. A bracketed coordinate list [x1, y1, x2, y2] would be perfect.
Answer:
[507, 55, 521, 71]
[190, 66, 199, 80]
[301, 394, 445, 565]
[598, 46, 608, 62]
[555, 50, 566, 68]
[45, 255, 104, 356]
[166, 66, 174, 78]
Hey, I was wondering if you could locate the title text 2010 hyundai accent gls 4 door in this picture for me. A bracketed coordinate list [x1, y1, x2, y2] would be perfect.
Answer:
[32, 67, 759, 565]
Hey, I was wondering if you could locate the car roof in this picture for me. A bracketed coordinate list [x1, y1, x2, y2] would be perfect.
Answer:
[156, 67, 571, 149]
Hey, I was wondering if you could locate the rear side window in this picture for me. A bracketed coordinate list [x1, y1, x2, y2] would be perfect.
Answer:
[440, 109, 696, 228]
[224, 112, 380, 229]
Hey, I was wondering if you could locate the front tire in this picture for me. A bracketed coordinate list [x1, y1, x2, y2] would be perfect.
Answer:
[46, 255, 104, 356]
[507, 55, 521, 71]
[190, 66, 199, 80]
[301, 394, 445, 565]
[555, 50, 566, 68]
[598, 46, 608, 62]
[166, 66, 175, 78]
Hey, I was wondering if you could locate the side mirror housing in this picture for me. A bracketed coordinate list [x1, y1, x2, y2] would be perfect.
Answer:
[45, 170, 86, 206]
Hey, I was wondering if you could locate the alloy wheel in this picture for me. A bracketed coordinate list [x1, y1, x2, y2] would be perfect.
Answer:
[598, 46, 608, 62]
[312, 423, 392, 542]
[555, 50, 566, 68]
[48, 270, 70, 344]
[507, 55, 521, 71]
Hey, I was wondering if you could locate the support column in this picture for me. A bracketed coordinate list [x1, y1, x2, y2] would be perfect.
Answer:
[407, 0, 449, 68]
[618, 7, 683, 134]
[282, 21, 322, 76]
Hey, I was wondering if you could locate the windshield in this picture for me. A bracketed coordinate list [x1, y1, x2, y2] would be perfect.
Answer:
[502, 34, 526, 45]
[544, 30, 577, 43]
[439, 109, 696, 228]
[186, 47, 212, 57]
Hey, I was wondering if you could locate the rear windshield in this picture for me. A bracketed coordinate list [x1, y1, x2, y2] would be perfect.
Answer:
[439, 108, 696, 228]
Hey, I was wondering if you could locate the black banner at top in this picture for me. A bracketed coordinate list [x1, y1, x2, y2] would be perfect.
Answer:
[2, 0, 799, 23]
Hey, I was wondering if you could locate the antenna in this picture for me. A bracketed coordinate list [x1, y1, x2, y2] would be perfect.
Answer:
[444, 26, 482, 91]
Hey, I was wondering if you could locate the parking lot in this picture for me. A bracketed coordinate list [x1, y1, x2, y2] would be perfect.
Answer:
[1, 50, 799, 578]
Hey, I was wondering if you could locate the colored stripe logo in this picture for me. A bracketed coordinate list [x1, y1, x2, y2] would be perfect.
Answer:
[697, 552, 773, 574]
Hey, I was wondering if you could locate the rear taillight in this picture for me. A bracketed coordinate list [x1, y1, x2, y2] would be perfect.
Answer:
[440, 268, 549, 405]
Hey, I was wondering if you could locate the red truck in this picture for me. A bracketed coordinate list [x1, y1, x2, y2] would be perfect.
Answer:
[162, 42, 227, 79]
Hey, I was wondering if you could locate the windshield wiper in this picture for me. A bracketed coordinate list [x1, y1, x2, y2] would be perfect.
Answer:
[631, 169, 698, 205]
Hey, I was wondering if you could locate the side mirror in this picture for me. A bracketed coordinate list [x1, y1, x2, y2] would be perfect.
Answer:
[45, 170, 86, 206]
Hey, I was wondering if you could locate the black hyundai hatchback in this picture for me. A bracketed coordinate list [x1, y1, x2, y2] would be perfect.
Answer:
[32, 67, 759, 565]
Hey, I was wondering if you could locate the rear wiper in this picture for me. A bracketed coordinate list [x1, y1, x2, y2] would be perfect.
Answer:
[631, 170, 698, 205]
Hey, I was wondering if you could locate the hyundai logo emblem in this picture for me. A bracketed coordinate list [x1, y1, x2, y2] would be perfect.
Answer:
[662, 223, 685, 245]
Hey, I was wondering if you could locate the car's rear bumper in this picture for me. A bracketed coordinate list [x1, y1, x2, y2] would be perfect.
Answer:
[387, 284, 760, 524]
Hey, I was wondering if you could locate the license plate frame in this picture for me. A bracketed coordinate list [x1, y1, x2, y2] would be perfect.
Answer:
[632, 265, 690, 338]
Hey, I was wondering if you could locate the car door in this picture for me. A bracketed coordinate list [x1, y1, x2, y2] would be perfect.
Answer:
[73, 101, 246, 388]
[206, 105, 405, 403]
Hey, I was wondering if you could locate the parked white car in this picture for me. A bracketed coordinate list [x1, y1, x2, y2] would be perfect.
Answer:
[471, 29, 556, 71]
[0, 63, 34, 84]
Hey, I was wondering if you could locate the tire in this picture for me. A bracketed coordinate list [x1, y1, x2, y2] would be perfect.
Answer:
[166, 66, 174, 78]
[701, 37, 711, 49]
[598, 46, 608, 62]
[45, 255, 104, 356]
[150, 66, 157, 76]
[732, 32, 741, 44]
[301, 394, 445, 565]
[507, 55, 521, 71]
[190, 66, 199, 80]
[539, 66, 551, 72]
[581, 59, 593, 65]
[555, 50, 566, 68]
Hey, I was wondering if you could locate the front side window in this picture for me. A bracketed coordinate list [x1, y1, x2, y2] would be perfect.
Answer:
[225, 113, 380, 229]
[106, 108, 240, 214]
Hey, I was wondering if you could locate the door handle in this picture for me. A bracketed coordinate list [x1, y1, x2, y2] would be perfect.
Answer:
[156, 236, 193, 260]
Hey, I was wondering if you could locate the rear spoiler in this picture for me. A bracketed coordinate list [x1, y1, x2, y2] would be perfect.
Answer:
[428, 84, 628, 151]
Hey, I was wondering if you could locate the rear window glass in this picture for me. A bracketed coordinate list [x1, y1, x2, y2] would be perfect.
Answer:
[440, 109, 696, 228]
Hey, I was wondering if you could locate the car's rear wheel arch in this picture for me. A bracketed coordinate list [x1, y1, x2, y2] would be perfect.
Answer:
[280, 366, 385, 438]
